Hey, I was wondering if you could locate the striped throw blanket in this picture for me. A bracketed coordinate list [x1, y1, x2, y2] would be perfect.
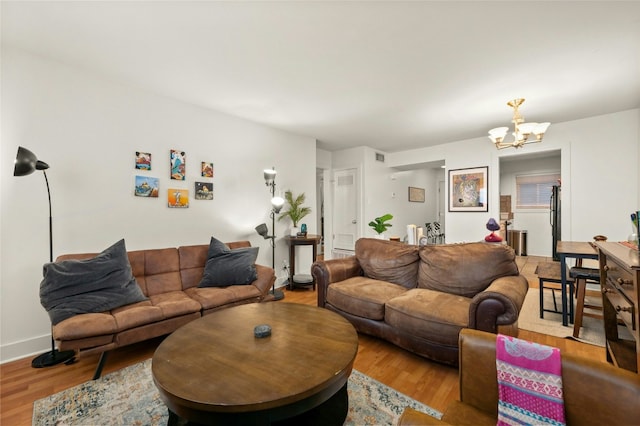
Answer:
[496, 334, 566, 425]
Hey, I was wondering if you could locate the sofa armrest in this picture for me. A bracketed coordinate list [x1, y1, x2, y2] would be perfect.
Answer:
[252, 264, 276, 297]
[468, 275, 528, 333]
[311, 256, 363, 307]
[398, 407, 447, 425]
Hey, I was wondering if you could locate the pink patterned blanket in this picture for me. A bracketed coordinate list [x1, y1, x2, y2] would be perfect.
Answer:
[496, 334, 566, 425]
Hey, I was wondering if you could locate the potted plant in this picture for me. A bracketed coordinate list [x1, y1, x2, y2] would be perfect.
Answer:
[369, 214, 393, 239]
[278, 190, 312, 236]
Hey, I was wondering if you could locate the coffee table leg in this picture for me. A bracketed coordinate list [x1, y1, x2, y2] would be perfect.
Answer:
[167, 409, 191, 426]
[273, 383, 348, 426]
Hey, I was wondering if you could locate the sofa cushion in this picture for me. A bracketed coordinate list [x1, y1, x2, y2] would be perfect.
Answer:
[148, 291, 202, 319]
[355, 238, 420, 289]
[385, 288, 471, 347]
[185, 285, 262, 310]
[199, 237, 259, 287]
[326, 276, 408, 320]
[52, 312, 118, 340]
[111, 300, 164, 332]
[418, 242, 519, 297]
[40, 239, 148, 325]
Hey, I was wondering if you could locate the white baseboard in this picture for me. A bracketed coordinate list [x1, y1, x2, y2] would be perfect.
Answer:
[1, 333, 51, 364]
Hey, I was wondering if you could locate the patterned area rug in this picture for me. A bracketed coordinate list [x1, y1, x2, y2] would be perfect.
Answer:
[518, 288, 606, 346]
[32, 359, 441, 425]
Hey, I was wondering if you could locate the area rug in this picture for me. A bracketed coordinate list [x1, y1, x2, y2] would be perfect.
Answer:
[33, 359, 441, 425]
[518, 288, 606, 346]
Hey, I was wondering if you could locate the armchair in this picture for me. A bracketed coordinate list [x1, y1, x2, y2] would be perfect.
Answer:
[399, 329, 640, 425]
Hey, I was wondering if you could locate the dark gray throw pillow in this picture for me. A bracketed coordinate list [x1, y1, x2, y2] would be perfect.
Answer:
[198, 237, 259, 288]
[39, 239, 147, 325]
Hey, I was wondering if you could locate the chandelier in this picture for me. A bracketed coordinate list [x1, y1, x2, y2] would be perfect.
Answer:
[488, 98, 550, 149]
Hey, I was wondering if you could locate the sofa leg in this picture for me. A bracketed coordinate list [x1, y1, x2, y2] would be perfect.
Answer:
[92, 351, 109, 380]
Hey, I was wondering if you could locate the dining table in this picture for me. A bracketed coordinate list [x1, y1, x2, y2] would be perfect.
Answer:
[556, 241, 599, 326]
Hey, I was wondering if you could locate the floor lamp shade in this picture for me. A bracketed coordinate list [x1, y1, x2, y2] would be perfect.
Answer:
[13, 146, 76, 368]
[14, 146, 50, 176]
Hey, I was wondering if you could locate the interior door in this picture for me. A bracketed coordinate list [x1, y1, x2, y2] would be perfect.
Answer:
[333, 168, 358, 252]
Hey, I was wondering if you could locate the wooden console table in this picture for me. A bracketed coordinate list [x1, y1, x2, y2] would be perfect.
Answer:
[285, 234, 321, 290]
[596, 241, 639, 373]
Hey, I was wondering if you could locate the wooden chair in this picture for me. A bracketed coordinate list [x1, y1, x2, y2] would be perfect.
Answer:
[569, 266, 602, 338]
[535, 261, 573, 319]
[432, 221, 445, 244]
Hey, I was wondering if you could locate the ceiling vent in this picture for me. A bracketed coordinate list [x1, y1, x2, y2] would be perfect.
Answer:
[375, 153, 385, 162]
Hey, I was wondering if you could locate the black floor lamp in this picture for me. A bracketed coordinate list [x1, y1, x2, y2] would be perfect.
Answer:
[14, 146, 76, 368]
[255, 167, 285, 301]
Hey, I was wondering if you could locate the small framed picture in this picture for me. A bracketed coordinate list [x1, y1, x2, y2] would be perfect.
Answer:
[134, 176, 159, 197]
[170, 150, 186, 180]
[408, 187, 425, 202]
[195, 182, 213, 200]
[168, 189, 189, 208]
[201, 162, 214, 178]
[448, 166, 488, 212]
[135, 152, 151, 170]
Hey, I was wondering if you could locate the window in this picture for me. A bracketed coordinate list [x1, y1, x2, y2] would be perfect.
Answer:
[515, 173, 560, 209]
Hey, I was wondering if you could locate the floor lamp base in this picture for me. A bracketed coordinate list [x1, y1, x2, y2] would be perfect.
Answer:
[31, 349, 76, 368]
[270, 288, 285, 301]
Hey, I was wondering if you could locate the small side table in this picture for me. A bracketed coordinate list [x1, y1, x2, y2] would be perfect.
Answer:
[285, 234, 321, 290]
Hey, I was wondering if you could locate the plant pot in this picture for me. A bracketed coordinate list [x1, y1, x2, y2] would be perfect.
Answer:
[290, 226, 299, 236]
[373, 234, 386, 240]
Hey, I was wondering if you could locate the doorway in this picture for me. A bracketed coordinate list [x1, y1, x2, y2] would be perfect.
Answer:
[499, 150, 561, 257]
[332, 168, 359, 253]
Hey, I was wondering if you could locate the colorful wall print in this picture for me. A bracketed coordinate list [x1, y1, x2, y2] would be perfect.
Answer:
[135, 151, 152, 170]
[168, 189, 189, 208]
[195, 182, 214, 200]
[448, 166, 488, 212]
[170, 150, 186, 180]
[201, 162, 214, 178]
[134, 176, 159, 197]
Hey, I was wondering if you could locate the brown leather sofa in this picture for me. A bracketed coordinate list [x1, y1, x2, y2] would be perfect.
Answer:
[399, 328, 640, 425]
[312, 238, 528, 365]
[53, 241, 275, 378]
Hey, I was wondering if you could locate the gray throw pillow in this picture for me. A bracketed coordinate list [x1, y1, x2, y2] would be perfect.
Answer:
[39, 239, 147, 325]
[198, 237, 259, 287]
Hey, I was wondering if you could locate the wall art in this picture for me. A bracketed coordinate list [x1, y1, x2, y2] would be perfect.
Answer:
[134, 175, 159, 197]
[408, 186, 425, 202]
[168, 189, 189, 208]
[170, 150, 185, 180]
[448, 166, 488, 212]
[195, 182, 214, 200]
[135, 151, 152, 170]
[201, 162, 214, 178]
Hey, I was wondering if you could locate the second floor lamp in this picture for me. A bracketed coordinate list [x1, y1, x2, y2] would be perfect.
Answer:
[255, 167, 285, 300]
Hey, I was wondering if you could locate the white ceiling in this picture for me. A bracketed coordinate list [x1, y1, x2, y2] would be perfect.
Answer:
[3, 1, 639, 153]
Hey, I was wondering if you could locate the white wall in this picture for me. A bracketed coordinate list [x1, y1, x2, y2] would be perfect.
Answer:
[0, 48, 317, 362]
[387, 109, 639, 245]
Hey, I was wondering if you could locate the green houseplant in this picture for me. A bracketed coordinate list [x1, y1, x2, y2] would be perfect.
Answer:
[278, 190, 311, 235]
[368, 214, 393, 237]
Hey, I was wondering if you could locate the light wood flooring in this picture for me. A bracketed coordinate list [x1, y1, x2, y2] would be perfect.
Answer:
[0, 256, 605, 425]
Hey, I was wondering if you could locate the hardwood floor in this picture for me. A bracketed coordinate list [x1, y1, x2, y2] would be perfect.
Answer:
[0, 255, 606, 425]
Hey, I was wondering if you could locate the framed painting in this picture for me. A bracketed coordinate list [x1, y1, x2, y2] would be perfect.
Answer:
[134, 175, 159, 197]
[448, 166, 488, 212]
[170, 150, 186, 181]
[195, 182, 213, 200]
[201, 162, 214, 178]
[135, 151, 152, 170]
[168, 189, 189, 208]
[408, 186, 425, 202]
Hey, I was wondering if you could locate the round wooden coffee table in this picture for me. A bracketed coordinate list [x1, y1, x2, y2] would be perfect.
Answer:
[152, 302, 358, 425]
